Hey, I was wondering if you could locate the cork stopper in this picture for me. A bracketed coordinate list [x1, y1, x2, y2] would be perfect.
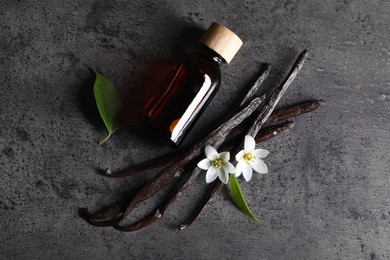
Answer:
[200, 22, 243, 64]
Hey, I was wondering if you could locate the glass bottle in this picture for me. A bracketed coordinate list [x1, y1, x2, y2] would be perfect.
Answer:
[139, 22, 243, 146]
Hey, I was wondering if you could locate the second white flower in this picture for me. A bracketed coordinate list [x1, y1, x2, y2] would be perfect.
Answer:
[235, 135, 269, 182]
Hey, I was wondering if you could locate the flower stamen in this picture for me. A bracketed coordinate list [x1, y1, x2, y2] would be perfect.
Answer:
[243, 152, 255, 163]
[197, 145, 235, 184]
[212, 158, 223, 168]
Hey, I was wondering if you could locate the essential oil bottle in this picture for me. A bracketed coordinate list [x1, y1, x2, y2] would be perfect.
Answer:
[139, 22, 243, 146]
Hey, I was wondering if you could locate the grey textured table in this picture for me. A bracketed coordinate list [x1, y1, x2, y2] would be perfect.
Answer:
[1, 1, 390, 259]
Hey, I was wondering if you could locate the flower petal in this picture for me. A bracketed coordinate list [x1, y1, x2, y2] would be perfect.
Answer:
[205, 145, 218, 160]
[254, 149, 269, 159]
[235, 150, 245, 162]
[244, 135, 256, 151]
[235, 160, 244, 177]
[197, 158, 211, 170]
[250, 158, 268, 174]
[217, 168, 229, 184]
[219, 151, 230, 162]
[206, 166, 218, 183]
[223, 161, 236, 174]
[242, 164, 253, 182]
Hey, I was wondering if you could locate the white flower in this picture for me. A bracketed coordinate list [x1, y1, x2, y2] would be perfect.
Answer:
[197, 145, 235, 184]
[235, 135, 269, 182]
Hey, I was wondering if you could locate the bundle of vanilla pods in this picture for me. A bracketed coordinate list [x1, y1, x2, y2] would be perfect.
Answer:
[82, 50, 323, 231]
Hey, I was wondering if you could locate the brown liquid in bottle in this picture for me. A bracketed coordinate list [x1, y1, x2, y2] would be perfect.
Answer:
[140, 48, 222, 146]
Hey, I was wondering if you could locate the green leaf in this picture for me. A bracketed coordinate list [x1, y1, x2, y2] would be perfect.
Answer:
[230, 175, 261, 223]
[92, 70, 122, 145]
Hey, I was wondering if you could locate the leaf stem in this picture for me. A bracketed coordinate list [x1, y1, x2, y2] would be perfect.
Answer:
[99, 132, 112, 145]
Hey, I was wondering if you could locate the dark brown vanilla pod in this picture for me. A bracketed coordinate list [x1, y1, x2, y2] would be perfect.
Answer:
[266, 100, 323, 124]
[246, 50, 308, 137]
[139, 23, 243, 146]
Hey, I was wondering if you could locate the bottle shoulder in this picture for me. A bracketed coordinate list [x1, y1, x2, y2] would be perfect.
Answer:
[183, 51, 223, 66]
[179, 53, 222, 81]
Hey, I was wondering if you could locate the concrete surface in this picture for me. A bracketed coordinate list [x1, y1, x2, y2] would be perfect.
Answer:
[1, 0, 390, 259]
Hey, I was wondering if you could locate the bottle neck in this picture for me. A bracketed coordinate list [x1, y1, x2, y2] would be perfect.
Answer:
[199, 45, 225, 66]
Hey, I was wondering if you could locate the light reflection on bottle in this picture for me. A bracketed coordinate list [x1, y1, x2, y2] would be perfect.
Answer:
[170, 75, 212, 143]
